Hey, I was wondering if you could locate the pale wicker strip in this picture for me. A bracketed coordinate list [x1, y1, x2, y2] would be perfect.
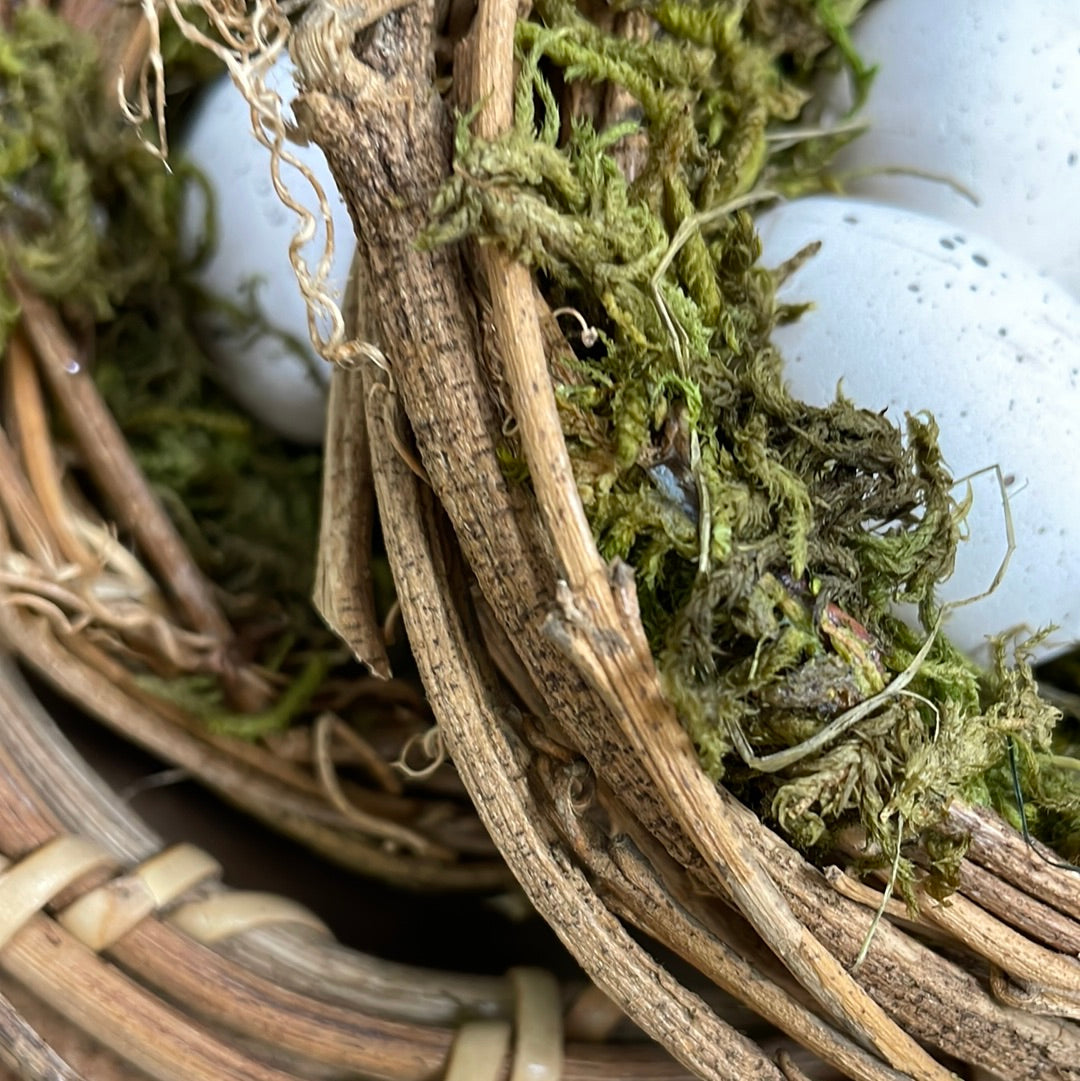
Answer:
[444, 1019, 513, 1081]
[170, 891, 330, 943]
[444, 967, 564, 1081]
[509, 966, 564, 1081]
[58, 843, 221, 951]
[2, 835, 325, 956]
[0, 836, 116, 948]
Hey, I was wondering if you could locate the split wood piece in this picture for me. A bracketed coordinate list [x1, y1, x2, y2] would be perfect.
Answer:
[314, 255, 391, 678]
[719, 788, 1080, 1081]
[11, 283, 269, 712]
[532, 758, 915, 1081]
[364, 366, 784, 1081]
[944, 801, 1080, 923]
[315, 367, 390, 678]
[0, 649, 515, 1026]
[457, 0, 951, 1075]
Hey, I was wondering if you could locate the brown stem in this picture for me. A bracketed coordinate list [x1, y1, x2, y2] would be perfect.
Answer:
[0, 425, 58, 567]
[6, 332, 96, 571]
[11, 282, 270, 711]
[944, 801, 1080, 922]
[364, 362, 783, 1081]
[457, 1, 950, 1075]
[724, 789, 1080, 1081]
[0, 984, 92, 1081]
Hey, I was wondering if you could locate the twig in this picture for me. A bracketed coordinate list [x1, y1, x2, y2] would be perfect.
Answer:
[943, 802, 1080, 922]
[12, 285, 226, 639]
[461, 3, 953, 1075]
[313, 257, 391, 678]
[7, 333, 96, 571]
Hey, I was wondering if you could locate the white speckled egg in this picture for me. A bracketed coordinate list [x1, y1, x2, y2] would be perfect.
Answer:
[180, 55, 354, 444]
[757, 196, 1080, 661]
[828, 0, 1080, 298]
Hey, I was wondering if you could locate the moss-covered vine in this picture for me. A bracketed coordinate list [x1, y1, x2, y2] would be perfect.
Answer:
[421, 0, 1074, 878]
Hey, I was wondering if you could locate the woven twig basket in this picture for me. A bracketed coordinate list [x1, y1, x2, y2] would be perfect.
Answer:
[2, 0, 1079, 1079]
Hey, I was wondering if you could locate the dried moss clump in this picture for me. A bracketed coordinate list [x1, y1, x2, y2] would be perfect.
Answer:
[422, 0, 1071, 873]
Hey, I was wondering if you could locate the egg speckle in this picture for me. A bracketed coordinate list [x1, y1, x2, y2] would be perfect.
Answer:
[758, 196, 1080, 661]
[180, 56, 354, 444]
[827, 0, 1080, 298]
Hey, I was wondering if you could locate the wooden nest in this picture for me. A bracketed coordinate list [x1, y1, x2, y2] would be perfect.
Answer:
[0, 1, 1078, 1080]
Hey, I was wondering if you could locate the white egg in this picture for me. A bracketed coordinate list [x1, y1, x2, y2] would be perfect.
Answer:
[827, 0, 1080, 298]
[180, 56, 354, 444]
[757, 196, 1080, 662]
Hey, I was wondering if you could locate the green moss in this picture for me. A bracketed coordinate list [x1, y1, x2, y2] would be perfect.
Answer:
[423, 0, 1073, 873]
[1, 10, 339, 722]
